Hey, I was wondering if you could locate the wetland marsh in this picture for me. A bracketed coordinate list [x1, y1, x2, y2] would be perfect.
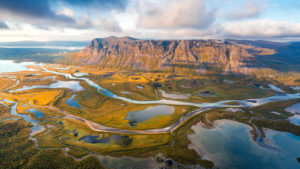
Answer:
[1, 60, 300, 169]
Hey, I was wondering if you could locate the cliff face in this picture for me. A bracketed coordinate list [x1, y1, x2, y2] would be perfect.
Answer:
[71, 36, 275, 74]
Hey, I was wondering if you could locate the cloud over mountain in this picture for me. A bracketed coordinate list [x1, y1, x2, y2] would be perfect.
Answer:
[137, 0, 215, 30]
[222, 19, 300, 38]
[0, 0, 300, 41]
[225, 0, 263, 20]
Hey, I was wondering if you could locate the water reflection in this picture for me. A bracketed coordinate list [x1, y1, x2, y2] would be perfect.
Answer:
[11, 103, 44, 136]
[188, 120, 300, 169]
[126, 105, 175, 126]
[285, 102, 300, 126]
[0, 60, 37, 73]
[11, 80, 85, 92]
[27, 108, 43, 118]
[66, 95, 81, 108]
[160, 90, 190, 99]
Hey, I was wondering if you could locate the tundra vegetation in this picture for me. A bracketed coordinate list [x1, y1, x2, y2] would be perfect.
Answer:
[1, 60, 300, 168]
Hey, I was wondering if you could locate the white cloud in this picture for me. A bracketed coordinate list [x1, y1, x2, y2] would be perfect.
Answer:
[0, 21, 9, 29]
[222, 19, 300, 38]
[225, 0, 263, 20]
[137, 0, 215, 30]
[93, 17, 122, 32]
[73, 13, 92, 29]
[1, 0, 300, 41]
[57, 7, 75, 18]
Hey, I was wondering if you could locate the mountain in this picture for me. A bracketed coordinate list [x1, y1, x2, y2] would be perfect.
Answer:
[68, 36, 300, 74]
[0, 41, 90, 47]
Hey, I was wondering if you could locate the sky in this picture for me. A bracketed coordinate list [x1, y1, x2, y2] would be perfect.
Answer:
[0, 0, 300, 42]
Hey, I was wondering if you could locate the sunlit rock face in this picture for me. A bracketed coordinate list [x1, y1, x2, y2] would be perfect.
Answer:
[71, 37, 275, 74]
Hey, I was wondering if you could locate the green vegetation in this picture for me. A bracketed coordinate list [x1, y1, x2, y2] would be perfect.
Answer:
[1, 61, 300, 169]
[49, 118, 171, 153]
[0, 118, 103, 169]
[66, 147, 89, 159]
[252, 99, 300, 119]
[253, 119, 300, 136]
[88, 71, 276, 103]
[53, 80, 196, 130]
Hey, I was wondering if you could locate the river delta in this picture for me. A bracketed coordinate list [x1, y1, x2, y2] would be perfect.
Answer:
[1, 60, 300, 169]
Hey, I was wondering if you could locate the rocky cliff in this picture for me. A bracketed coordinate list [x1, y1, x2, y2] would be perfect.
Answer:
[70, 36, 276, 74]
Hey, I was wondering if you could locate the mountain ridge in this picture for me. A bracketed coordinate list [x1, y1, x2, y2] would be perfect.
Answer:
[68, 37, 300, 75]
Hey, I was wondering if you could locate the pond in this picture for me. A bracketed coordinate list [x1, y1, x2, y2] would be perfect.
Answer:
[188, 120, 300, 169]
[289, 115, 300, 126]
[11, 80, 85, 92]
[11, 103, 44, 136]
[126, 105, 175, 126]
[285, 102, 300, 126]
[73, 73, 89, 77]
[1, 60, 300, 110]
[160, 90, 190, 99]
[27, 108, 44, 118]
[79, 134, 131, 146]
[43, 66, 300, 108]
[79, 135, 110, 144]
[136, 85, 144, 89]
[66, 95, 81, 108]
[225, 108, 244, 113]
[285, 102, 300, 114]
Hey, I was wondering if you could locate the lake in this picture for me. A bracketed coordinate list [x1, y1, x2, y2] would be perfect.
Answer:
[188, 120, 300, 169]
[11, 80, 85, 92]
[160, 90, 190, 99]
[126, 105, 175, 126]
[27, 108, 44, 118]
[0, 60, 37, 73]
[66, 95, 81, 108]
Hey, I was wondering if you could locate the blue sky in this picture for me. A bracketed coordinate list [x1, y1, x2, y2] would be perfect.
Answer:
[0, 0, 299, 42]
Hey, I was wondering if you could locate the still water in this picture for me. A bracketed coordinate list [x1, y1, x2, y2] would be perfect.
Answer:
[66, 95, 81, 108]
[188, 120, 300, 169]
[126, 105, 175, 126]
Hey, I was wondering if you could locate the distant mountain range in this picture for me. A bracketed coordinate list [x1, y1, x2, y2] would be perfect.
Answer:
[66, 36, 300, 74]
[0, 41, 90, 47]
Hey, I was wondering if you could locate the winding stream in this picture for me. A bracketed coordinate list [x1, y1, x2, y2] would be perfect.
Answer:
[41, 66, 300, 109]
[2, 61, 300, 168]
[1, 62, 300, 134]
[3, 63, 300, 134]
[10, 103, 45, 136]
[26, 65, 298, 134]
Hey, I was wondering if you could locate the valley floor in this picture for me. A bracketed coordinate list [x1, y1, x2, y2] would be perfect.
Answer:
[1, 61, 300, 169]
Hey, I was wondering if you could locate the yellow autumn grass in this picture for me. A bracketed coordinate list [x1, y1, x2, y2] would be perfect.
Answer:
[56, 118, 171, 153]
[0, 89, 63, 106]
